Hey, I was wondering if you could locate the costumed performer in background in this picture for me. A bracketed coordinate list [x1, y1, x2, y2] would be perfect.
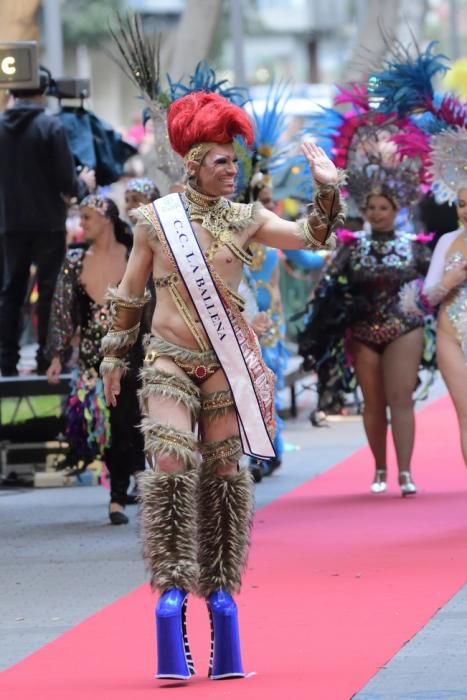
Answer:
[371, 43, 467, 466]
[247, 175, 325, 478]
[423, 135, 467, 464]
[125, 177, 161, 223]
[298, 84, 433, 496]
[46, 195, 145, 524]
[240, 84, 327, 479]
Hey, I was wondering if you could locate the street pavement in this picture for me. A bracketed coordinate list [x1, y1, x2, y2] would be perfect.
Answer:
[1, 375, 466, 699]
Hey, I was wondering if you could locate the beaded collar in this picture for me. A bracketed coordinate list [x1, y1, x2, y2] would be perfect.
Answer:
[182, 182, 224, 212]
[180, 183, 254, 265]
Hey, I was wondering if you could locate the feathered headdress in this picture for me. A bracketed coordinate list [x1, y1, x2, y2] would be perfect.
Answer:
[109, 15, 255, 194]
[428, 126, 467, 203]
[168, 61, 248, 106]
[109, 12, 184, 189]
[369, 40, 467, 202]
[240, 81, 315, 203]
[240, 82, 290, 202]
[309, 83, 424, 211]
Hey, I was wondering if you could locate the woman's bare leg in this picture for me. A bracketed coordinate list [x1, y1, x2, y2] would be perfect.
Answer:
[381, 328, 423, 473]
[437, 329, 467, 466]
[351, 340, 388, 470]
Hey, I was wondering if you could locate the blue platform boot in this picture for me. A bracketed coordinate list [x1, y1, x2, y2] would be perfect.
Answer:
[197, 449, 253, 680]
[156, 588, 195, 680]
[137, 469, 200, 681]
[207, 590, 245, 680]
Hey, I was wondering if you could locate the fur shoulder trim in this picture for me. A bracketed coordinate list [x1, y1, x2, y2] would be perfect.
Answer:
[226, 200, 262, 230]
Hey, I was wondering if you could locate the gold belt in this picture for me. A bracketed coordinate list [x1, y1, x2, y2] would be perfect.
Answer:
[144, 350, 220, 383]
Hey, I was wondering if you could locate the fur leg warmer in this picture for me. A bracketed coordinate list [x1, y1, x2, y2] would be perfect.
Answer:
[197, 462, 254, 598]
[137, 469, 199, 593]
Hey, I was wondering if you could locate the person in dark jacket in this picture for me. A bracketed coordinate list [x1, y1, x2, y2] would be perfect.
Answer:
[0, 69, 95, 375]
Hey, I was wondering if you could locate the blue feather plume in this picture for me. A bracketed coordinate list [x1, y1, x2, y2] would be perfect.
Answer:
[168, 61, 249, 105]
[250, 81, 290, 157]
[272, 152, 314, 202]
[369, 41, 450, 117]
[307, 108, 344, 157]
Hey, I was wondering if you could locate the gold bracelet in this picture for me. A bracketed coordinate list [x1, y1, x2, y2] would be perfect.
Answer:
[99, 356, 129, 377]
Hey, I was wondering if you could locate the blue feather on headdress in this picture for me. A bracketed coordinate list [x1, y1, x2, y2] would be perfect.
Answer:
[250, 81, 290, 163]
[307, 108, 345, 157]
[168, 61, 249, 105]
[369, 41, 450, 117]
[409, 110, 446, 135]
[233, 136, 254, 200]
[272, 152, 314, 202]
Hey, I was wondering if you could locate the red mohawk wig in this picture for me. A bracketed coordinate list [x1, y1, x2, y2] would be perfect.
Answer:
[167, 92, 254, 157]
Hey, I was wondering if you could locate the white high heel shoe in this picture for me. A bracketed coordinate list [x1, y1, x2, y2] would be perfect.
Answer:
[399, 470, 417, 496]
[370, 469, 387, 494]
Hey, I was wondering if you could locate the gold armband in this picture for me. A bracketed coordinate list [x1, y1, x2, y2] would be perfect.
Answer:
[100, 287, 151, 360]
[299, 170, 346, 250]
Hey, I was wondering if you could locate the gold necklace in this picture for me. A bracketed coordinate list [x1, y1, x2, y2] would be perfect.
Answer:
[181, 183, 253, 265]
[183, 183, 223, 211]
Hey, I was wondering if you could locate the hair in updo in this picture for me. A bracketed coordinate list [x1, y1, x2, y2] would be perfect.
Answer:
[79, 195, 133, 248]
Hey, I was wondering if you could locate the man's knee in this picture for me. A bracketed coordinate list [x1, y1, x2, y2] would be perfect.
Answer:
[200, 436, 243, 476]
[140, 418, 198, 473]
[386, 388, 414, 410]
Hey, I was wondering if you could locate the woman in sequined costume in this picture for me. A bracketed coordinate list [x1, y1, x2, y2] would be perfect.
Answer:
[423, 187, 467, 464]
[301, 189, 432, 495]
[46, 195, 145, 525]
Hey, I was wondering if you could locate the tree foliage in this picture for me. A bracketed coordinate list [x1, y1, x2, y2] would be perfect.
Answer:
[62, 0, 124, 47]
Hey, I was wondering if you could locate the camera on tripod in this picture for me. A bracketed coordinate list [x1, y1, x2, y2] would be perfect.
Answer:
[0, 41, 91, 100]
[48, 78, 91, 101]
[0, 41, 39, 90]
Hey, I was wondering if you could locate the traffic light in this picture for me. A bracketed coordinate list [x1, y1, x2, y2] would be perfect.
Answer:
[0, 42, 39, 90]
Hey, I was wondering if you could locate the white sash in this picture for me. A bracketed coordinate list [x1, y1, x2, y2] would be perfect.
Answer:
[153, 194, 275, 460]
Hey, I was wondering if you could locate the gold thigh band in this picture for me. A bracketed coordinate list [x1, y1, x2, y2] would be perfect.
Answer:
[200, 436, 243, 469]
[201, 389, 235, 421]
[139, 367, 201, 417]
[140, 418, 199, 469]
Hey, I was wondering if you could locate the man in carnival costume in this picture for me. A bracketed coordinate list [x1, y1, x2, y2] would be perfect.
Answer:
[99, 89, 343, 680]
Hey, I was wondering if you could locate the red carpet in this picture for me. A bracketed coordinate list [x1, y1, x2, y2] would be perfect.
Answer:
[1, 396, 467, 699]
